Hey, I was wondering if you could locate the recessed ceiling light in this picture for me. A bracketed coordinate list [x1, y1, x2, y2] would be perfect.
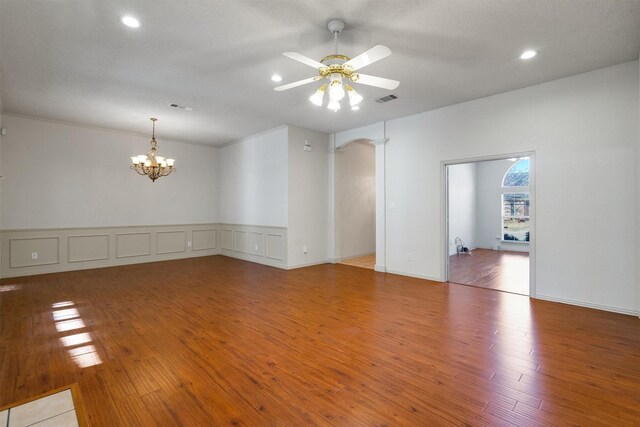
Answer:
[120, 15, 140, 28]
[271, 74, 283, 82]
[519, 50, 537, 60]
[351, 106, 360, 111]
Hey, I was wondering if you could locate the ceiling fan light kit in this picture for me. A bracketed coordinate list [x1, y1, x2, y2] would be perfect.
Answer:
[275, 19, 399, 112]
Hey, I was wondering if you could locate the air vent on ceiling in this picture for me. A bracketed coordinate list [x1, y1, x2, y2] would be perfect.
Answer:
[169, 103, 193, 111]
[374, 94, 398, 103]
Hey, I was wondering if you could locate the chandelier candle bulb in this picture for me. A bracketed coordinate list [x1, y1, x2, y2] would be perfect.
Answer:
[130, 118, 176, 182]
[347, 86, 363, 106]
[329, 76, 345, 101]
[309, 84, 326, 106]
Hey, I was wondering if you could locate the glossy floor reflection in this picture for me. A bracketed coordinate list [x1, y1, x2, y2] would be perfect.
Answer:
[449, 248, 529, 295]
[1, 256, 639, 426]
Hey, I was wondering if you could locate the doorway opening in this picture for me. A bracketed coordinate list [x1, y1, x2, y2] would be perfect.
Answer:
[336, 140, 376, 270]
[444, 154, 534, 296]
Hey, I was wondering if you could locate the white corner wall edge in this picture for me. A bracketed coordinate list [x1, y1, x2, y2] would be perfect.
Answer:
[535, 293, 640, 317]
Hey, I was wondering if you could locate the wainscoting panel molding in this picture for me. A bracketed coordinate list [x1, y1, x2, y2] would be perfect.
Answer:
[192, 229, 216, 251]
[10, 236, 59, 268]
[222, 230, 233, 251]
[233, 231, 247, 254]
[157, 231, 187, 255]
[116, 233, 152, 259]
[249, 232, 264, 257]
[266, 233, 285, 261]
[219, 224, 287, 268]
[1, 224, 287, 277]
[68, 234, 109, 263]
[1, 224, 220, 278]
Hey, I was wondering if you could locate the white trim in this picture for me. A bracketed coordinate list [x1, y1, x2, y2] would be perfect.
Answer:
[2, 112, 219, 148]
[386, 269, 440, 282]
[286, 260, 329, 270]
[374, 264, 386, 272]
[369, 137, 389, 146]
[218, 124, 288, 148]
[536, 294, 639, 317]
[442, 151, 534, 166]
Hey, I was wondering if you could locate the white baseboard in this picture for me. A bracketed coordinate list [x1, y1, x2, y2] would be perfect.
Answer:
[385, 268, 441, 282]
[374, 264, 386, 273]
[219, 251, 286, 269]
[286, 260, 329, 270]
[535, 293, 639, 316]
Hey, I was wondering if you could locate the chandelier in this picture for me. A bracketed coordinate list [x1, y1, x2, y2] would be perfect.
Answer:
[130, 118, 175, 182]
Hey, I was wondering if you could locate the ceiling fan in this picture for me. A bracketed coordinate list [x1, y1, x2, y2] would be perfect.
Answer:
[274, 19, 399, 111]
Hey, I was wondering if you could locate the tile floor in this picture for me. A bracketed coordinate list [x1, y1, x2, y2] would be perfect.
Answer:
[1, 389, 79, 427]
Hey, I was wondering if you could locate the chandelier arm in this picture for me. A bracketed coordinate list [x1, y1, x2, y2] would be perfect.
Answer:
[130, 118, 175, 182]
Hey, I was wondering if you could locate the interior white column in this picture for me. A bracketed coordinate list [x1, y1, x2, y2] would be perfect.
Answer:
[327, 134, 340, 262]
[370, 137, 388, 272]
[637, 56, 640, 315]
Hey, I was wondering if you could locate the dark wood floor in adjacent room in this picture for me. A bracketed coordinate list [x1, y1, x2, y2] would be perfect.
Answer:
[1, 256, 639, 426]
[449, 248, 529, 295]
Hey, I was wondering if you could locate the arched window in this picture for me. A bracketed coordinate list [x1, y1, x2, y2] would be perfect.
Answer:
[502, 158, 530, 242]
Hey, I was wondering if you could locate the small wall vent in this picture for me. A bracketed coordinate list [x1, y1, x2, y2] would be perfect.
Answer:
[374, 94, 398, 103]
[169, 103, 193, 111]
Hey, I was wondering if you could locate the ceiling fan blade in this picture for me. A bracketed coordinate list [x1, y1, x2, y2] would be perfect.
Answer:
[283, 52, 325, 69]
[344, 45, 392, 71]
[353, 73, 400, 90]
[274, 76, 321, 91]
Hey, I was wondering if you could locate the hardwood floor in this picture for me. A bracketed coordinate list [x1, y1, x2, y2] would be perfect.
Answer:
[339, 254, 375, 270]
[1, 256, 639, 426]
[449, 248, 529, 295]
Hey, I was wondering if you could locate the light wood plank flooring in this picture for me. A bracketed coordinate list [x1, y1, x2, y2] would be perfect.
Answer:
[449, 248, 529, 295]
[339, 254, 375, 270]
[1, 256, 639, 426]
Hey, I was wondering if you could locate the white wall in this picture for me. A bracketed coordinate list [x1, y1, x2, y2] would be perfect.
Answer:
[336, 141, 375, 259]
[448, 163, 477, 255]
[382, 61, 638, 314]
[287, 125, 329, 268]
[0, 115, 218, 229]
[217, 126, 288, 227]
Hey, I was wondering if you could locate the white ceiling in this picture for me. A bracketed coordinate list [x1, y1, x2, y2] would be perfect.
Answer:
[1, 0, 639, 146]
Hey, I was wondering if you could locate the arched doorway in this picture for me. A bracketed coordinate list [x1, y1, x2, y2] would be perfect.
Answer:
[334, 140, 376, 269]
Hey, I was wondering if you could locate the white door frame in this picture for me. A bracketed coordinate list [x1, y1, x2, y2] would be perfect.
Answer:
[441, 151, 536, 297]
